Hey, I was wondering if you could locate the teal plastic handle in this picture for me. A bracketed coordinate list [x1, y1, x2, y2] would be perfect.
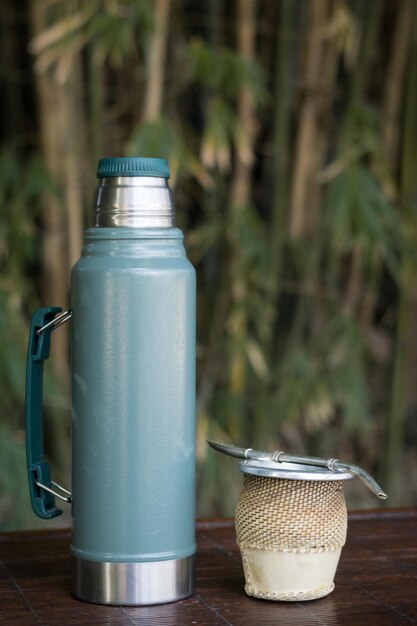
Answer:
[25, 306, 64, 519]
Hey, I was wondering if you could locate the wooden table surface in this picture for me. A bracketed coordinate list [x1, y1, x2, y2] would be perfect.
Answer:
[1, 510, 417, 625]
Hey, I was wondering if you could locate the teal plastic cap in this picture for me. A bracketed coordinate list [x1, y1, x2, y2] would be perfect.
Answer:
[97, 157, 170, 179]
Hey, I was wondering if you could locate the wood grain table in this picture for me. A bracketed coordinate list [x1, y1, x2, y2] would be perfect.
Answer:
[1, 510, 417, 625]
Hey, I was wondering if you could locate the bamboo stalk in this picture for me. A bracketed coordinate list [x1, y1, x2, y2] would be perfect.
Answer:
[209, 0, 221, 49]
[306, 1, 339, 236]
[65, 55, 86, 269]
[386, 2, 417, 498]
[346, 0, 384, 115]
[28, 0, 83, 483]
[382, 0, 414, 170]
[289, 0, 329, 240]
[143, 0, 170, 122]
[88, 46, 104, 166]
[29, 0, 70, 380]
[283, 1, 334, 353]
[227, 0, 257, 440]
[361, 1, 413, 335]
[269, 0, 295, 321]
[0, 4, 25, 145]
[341, 0, 384, 319]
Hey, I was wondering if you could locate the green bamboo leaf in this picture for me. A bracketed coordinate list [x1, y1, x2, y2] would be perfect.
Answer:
[188, 38, 267, 105]
[324, 159, 402, 283]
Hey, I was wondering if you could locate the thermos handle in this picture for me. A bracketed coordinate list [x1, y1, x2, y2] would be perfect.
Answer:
[25, 306, 72, 519]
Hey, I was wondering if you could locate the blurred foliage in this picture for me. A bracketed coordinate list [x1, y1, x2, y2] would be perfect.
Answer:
[0, 151, 67, 528]
[1, 0, 417, 529]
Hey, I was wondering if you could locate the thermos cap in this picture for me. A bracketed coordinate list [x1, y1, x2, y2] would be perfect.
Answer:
[97, 157, 170, 179]
[94, 157, 175, 227]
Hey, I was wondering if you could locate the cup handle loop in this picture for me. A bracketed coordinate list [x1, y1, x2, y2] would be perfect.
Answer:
[25, 306, 72, 519]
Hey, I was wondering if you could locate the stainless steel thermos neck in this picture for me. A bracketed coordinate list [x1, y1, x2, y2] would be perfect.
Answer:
[25, 157, 196, 606]
[94, 175, 176, 228]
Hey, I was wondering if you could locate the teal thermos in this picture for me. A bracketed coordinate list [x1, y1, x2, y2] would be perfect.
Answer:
[25, 158, 196, 605]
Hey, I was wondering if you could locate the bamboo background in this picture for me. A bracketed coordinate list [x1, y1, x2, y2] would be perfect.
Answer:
[1, 0, 416, 529]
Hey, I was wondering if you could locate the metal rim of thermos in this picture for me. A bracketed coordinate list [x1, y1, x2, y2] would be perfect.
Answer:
[94, 176, 176, 228]
[71, 555, 195, 606]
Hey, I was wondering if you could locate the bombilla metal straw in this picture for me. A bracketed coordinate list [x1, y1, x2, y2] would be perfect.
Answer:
[207, 440, 387, 500]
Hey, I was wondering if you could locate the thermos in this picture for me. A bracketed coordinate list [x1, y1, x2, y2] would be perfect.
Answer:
[25, 157, 196, 605]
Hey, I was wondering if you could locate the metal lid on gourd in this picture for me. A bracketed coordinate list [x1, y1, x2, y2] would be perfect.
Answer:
[238, 459, 352, 481]
[207, 440, 387, 498]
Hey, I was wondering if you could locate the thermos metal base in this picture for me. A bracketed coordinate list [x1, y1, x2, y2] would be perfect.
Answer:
[71, 555, 195, 605]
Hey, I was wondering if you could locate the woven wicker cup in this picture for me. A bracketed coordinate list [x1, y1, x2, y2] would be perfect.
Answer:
[235, 460, 352, 601]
